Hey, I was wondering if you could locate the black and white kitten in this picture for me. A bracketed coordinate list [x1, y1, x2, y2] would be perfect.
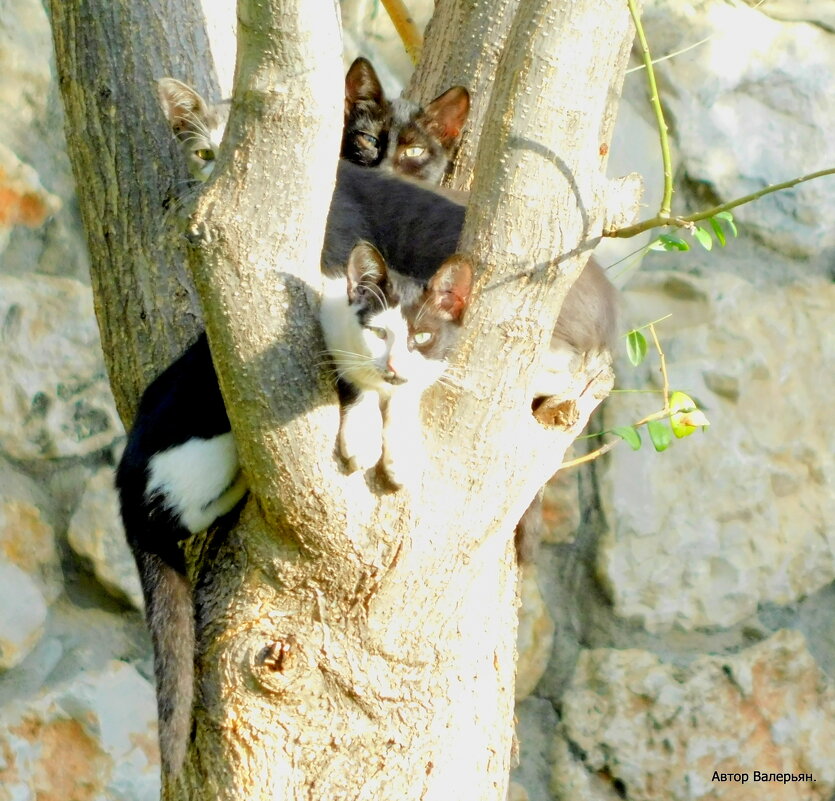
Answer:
[342, 57, 470, 183]
[118, 159, 472, 775]
[321, 241, 471, 487]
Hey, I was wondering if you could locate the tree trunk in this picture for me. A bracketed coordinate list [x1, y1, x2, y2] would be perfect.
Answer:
[50, 0, 634, 798]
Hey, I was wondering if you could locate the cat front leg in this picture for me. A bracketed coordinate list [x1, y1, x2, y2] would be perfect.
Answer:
[338, 388, 384, 473]
[380, 388, 425, 489]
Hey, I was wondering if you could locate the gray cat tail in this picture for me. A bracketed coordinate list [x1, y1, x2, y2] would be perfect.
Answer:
[134, 549, 194, 776]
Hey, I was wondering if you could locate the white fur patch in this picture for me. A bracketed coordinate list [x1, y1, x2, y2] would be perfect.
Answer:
[146, 432, 246, 533]
[319, 276, 446, 393]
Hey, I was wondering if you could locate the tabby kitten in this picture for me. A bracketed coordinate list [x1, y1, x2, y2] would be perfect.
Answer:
[342, 57, 469, 183]
[156, 77, 229, 181]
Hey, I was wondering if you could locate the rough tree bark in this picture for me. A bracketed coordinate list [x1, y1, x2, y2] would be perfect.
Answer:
[51, 0, 634, 798]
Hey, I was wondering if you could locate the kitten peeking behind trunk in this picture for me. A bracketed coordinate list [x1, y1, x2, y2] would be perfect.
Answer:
[156, 77, 229, 182]
[321, 242, 472, 488]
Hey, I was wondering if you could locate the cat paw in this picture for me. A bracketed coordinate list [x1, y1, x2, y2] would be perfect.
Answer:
[380, 449, 423, 490]
[340, 435, 383, 473]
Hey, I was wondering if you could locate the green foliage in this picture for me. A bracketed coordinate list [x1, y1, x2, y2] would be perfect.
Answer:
[647, 213, 738, 254]
[647, 419, 672, 451]
[626, 330, 648, 366]
[612, 425, 642, 450]
[649, 233, 689, 252]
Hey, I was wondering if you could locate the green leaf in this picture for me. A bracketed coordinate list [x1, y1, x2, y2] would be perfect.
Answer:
[693, 226, 713, 250]
[649, 234, 690, 252]
[647, 420, 673, 452]
[669, 390, 710, 438]
[626, 330, 648, 366]
[709, 217, 726, 247]
[715, 211, 738, 237]
[612, 426, 642, 450]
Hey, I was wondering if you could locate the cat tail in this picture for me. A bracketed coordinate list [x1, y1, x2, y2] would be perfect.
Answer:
[132, 546, 194, 777]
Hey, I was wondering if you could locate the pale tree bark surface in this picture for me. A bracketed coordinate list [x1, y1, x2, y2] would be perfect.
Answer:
[50, 0, 634, 797]
[408, 0, 520, 190]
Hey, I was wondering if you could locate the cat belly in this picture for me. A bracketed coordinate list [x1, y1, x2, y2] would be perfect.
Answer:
[146, 432, 246, 534]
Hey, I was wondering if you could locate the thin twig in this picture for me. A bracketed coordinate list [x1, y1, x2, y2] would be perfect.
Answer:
[625, 0, 767, 75]
[380, 0, 423, 64]
[606, 167, 835, 239]
[625, 34, 713, 74]
[627, 0, 673, 217]
[560, 439, 620, 470]
[648, 323, 670, 414]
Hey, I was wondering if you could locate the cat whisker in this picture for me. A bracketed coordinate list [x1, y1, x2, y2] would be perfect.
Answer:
[414, 294, 435, 327]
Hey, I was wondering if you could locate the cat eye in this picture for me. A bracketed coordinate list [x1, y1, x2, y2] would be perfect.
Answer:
[403, 145, 425, 158]
[194, 148, 215, 161]
[357, 133, 379, 148]
[413, 331, 433, 346]
[367, 326, 387, 340]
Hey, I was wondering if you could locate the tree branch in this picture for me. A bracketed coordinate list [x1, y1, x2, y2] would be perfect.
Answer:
[606, 167, 835, 238]
[187, 0, 343, 527]
[627, 0, 673, 218]
[381, 0, 423, 64]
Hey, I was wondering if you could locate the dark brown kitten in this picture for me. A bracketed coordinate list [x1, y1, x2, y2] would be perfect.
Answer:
[342, 57, 470, 183]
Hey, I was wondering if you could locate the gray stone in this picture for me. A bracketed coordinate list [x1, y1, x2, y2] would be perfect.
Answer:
[641, 0, 835, 259]
[554, 630, 835, 800]
[0, 562, 47, 670]
[67, 467, 143, 610]
[0, 274, 122, 459]
[0, 459, 61, 602]
[599, 270, 835, 632]
[516, 565, 555, 700]
[0, 661, 159, 801]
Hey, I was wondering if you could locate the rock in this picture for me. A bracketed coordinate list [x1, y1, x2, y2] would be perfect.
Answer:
[553, 630, 835, 800]
[599, 271, 835, 632]
[640, 0, 835, 258]
[513, 696, 560, 801]
[0, 562, 48, 670]
[0, 274, 122, 459]
[0, 459, 61, 603]
[0, 0, 89, 281]
[0, 459, 60, 667]
[516, 565, 555, 700]
[761, 0, 835, 31]
[540, 472, 580, 546]
[508, 781, 530, 801]
[67, 467, 143, 610]
[0, 661, 159, 801]
[0, 143, 61, 243]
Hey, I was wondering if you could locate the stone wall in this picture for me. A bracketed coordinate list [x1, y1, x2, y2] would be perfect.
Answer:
[0, 0, 833, 799]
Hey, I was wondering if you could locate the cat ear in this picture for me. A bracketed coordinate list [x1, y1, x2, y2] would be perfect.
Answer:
[426, 255, 473, 321]
[345, 58, 384, 113]
[346, 242, 388, 302]
[421, 87, 470, 148]
[156, 78, 209, 135]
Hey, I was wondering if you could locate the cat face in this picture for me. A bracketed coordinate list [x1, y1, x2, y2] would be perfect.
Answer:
[343, 58, 470, 184]
[157, 78, 229, 181]
[320, 242, 472, 396]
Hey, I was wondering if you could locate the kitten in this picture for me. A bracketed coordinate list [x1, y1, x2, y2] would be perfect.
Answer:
[157, 65, 469, 186]
[119, 160, 473, 775]
[156, 77, 230, 182]
[320, 241, 471, 487]
[342, 57, 470, 183]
